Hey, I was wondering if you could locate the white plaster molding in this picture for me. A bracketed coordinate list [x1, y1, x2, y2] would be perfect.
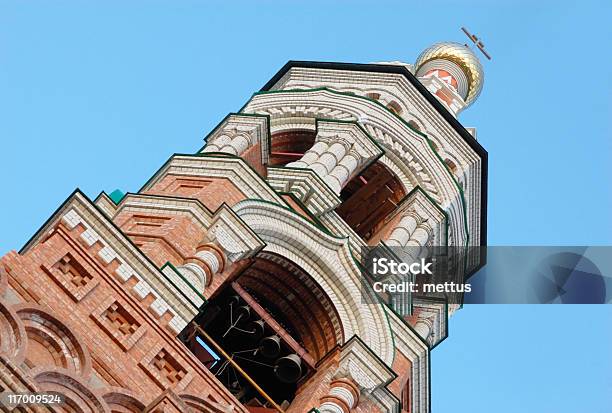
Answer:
[208, 206, 266, 262]
[412, 298, 447, 348]
[337, 338, 395, 392]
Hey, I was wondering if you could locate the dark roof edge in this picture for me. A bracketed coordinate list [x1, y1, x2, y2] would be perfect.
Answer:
[260, 60, 488, 248]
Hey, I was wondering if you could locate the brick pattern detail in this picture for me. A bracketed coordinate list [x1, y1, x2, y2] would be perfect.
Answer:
[139, 344, 192, 392]
[43, 252, 99, 302]
[144, 174, 246, 211]
[91, 296, 146, 351]
[114, 211, 205, 267]
[127, 215, 171, 232]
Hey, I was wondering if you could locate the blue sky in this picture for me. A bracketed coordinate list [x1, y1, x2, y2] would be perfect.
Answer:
[0, 1, 610, 411]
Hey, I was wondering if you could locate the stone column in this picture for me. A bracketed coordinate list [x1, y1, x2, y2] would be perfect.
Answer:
[386, 214, 431, 258]
[386, 214, 419, 247]
[318, 378, 360, 413]
[203, 132, 251, 156]
[176, 243, 226, 292]
[287, 138, 361, 194]
[287, 141, 329, 168]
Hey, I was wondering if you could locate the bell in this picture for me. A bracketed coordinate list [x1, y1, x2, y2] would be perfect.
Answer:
[235, 305, 251, 321]
[227, 295, 240, 307]
[259, 335, 281, 358]
[274, 354, 302, 383]
[248, 320, 265, 338]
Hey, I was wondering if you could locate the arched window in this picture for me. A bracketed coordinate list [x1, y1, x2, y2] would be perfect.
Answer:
[268, 130, 317, 166]
[387, 101, 402, 115]
[408, 119, 421, 132]
[401, 379, 411, 412]
[365, 92, 381, 101]
[181, 253, 343, 410]
[444, 158, 458, 174]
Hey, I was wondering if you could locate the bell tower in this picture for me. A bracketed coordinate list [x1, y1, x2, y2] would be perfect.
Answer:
[0, 42, 487, 413]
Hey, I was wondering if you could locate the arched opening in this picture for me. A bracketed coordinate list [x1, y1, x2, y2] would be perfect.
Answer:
[182, 252, 343, 411]
[268, 130, 317, 166]
[102, 391, 146, 413]
[17, 306, 90, 376]
[401, 379, 411, 413]
[408, 120, 421, 132]
[34, 370, 106, 412]
[238, 252, 343, 360]
[337, 161, 406, 241]
[444, 158, 458, 174]
[366, 92, 381, 101]
[387, 101, 403, 115]
[0, 302, 26, 363]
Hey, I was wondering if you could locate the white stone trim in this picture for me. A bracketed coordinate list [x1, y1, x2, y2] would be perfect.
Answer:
[33, 195, 199, 338]
[232, 199, 395, 366]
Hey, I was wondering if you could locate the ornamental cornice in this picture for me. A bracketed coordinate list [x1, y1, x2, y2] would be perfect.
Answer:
[20, 190, 201, 330]
[268, 66, 481, 166]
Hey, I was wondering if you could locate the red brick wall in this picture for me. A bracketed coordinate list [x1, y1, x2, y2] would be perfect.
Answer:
[0, 219, 248, 412]
[113, 211, 207, 268]
[143, 174, 247, 211]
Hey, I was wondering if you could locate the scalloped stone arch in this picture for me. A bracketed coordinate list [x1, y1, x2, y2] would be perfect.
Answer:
[101, 388, 146, 413]
[241, 88, 468, 247]
[33, 369, 109, 412]
[0, 301, 27, 364]
[15, 303, 92, 378]
[233, 199, 395, 365]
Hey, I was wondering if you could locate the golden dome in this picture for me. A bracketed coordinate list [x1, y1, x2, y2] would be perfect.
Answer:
[415, 42, 484, 106]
